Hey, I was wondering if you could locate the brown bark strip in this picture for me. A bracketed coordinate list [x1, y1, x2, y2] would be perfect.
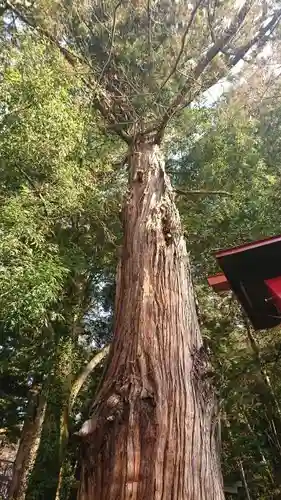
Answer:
[78, 140, 224, 499]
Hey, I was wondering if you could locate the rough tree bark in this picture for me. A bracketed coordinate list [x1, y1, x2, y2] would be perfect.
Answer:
[78, 138, 224, 499]
[8, 389, 46, 500]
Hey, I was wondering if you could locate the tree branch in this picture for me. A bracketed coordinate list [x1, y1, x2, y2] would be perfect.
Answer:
[6, 2, 85, 66]
[155, 0, 257, 142]
[226, 8, 281, 67]
[207, 0, 216, 43]
[147, 0, 152, 64]
[99, 0, 122, 82]
[158, 0, 203, 93]
[175, 188, 232, 197]
[206, 0, 233, 58]
[5, 1, 132, 144]
[68, 345, 110, 413]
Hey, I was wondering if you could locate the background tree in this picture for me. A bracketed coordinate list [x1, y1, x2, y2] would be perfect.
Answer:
[0, 30, 122, 499]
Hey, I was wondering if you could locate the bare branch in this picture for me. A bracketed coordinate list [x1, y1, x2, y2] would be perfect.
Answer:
[147, 0, 152, 64]
[99, 0, 122, 82]
[158, 0, 204, 93]
[206, 0, 232, 57]
[207, 0, 216, 44]
[175, 188, 232, 197]
[90, 10, 111, 35]
[156, 0, 256, 142]
[226, 8, 281, 67]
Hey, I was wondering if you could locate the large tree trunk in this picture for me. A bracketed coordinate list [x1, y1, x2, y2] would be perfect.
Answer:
[8, 389, 46, 500]
[78, 139, 224, 499]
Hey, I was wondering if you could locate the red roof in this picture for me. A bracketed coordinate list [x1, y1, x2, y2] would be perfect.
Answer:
[207, 273, 230, 292]
[215, 234, 281, 259]
[208, 234, 281, 330]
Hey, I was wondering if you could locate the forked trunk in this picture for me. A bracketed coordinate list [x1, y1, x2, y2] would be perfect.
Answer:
[8, 390, 46, 500]
[78, 139, 224, 499]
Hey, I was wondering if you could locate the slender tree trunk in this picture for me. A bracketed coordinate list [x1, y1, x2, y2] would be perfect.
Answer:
[78, 139, 224, 499]
[241, 408, 274, 483]
[238, 460, 251, 500]
[55, 346, 110, 500]
[244, 319, 281, 418]
[243, 318, 281, 496]
[69, 345, 110, 415]
[8, 390, 46, 500]
[26, 337, 74, 500]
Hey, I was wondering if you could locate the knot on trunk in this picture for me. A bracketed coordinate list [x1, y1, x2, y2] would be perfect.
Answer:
[78, 393, 125, 439]
[160, 196, 180, 245]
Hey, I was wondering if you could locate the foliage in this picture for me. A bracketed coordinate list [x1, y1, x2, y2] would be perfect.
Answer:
[5, 0, 281, 141]
[0, 30, 122, 498]
[170, 103, 279, 274]
[169, 90, 281, 498]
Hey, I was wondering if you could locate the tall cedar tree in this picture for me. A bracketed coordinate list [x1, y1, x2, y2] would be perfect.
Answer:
[4, 1, 281, 498]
